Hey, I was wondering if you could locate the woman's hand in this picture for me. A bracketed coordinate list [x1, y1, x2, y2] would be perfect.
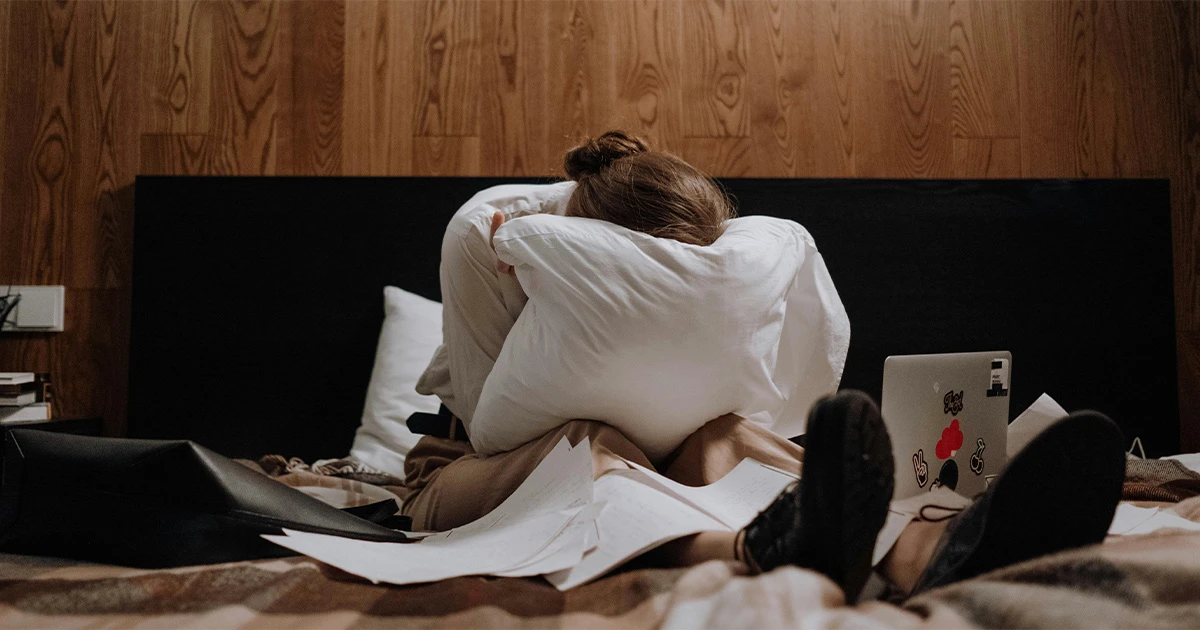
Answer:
[490, 211, 516, 276]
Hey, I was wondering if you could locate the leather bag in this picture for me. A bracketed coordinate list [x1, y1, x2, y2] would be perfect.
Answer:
[0, 429, 410, 568]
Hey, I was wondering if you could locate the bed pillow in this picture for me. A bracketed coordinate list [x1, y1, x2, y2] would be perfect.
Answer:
[350, 286, 443, 477]
[470, 214, 850, 460]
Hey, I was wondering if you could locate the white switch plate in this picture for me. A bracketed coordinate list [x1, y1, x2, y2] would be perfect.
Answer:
[0, 286, 65, 332]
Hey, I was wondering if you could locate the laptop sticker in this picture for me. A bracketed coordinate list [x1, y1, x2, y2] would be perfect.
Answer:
[931, 460, 958, 491]
[987, 359, 1010, 397]
[935, 419, 964, 459]
[969, 438, 986, 475]
[944, 390, 964, 415]
[913, 449, 929, 488]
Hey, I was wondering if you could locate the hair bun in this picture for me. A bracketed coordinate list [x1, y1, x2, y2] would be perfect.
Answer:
[564, 130, 649, 181]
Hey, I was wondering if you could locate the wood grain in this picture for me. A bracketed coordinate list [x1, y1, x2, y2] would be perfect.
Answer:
[681, 0, 750, 138]
[19, 0, 77, 285]
[140, 0, 212, 134]
[601, 0, 683, 152]
[414, 0, 479, 137]
[0, 0, 9, 218]
[67, 0, 137, 290]
[677, 137, 754, 177]
[952, 138, 1021, 178]
[479, 1, 542, 175]
[1179, 2, 1200, 330]
[1181, 331, 1200, 452]
[140, 133, 217, 175]
[745, 0, 809, 176]
[949, 0, 1019, 138]
[208, 0, 283, 174]
[342, 0, 413, 175]
[1018, 1, 1096, 177]
[288, 0, 343, 175]
[412, 136, 481, 176]
[544, 1, 598, 157]
[0, 0, 1196, 444]
[877, 0, 953, 177]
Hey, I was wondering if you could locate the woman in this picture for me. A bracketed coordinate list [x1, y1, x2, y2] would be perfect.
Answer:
[400, 131, 1126, 602]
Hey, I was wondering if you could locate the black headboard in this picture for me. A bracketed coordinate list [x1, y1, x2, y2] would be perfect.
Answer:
[130, 177, 1178, 459]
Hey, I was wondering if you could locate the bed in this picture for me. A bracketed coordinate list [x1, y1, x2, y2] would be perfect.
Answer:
[1, 176, 1196, 627]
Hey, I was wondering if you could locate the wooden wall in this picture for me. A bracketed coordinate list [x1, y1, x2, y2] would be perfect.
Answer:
[1, 0, 1197, 451]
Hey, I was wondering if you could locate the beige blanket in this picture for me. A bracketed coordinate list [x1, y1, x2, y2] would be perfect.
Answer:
[2, 464, 1199, 630]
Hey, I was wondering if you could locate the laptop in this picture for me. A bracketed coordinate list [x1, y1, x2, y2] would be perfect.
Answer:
[881, 351, 1011, 500]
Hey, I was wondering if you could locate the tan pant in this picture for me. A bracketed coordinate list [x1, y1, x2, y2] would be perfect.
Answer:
[401, 414, 805, 532]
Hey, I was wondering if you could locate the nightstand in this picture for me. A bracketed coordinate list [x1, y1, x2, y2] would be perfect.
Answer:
[1, 417, 103, 438]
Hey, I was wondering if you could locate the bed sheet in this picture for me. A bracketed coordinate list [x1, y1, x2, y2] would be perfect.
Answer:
[1, 458, 1198, 628]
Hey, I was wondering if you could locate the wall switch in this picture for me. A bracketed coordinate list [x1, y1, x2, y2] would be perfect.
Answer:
[0, 286, 65, 332]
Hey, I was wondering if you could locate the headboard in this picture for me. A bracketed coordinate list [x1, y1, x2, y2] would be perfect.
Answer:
[130, 177, 1178, 459]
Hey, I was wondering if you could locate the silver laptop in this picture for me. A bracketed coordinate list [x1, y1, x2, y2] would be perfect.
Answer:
[882, 351, 1011, 500]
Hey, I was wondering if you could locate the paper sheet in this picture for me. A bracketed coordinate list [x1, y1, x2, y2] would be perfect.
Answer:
[1006, 393, 1069, 459]
[1112, 507, 1200, 536]
[266, 507, 581, 585]
[441, 436, 593, 539]
[493, 503, 604, 578]
[545, 474, 726, 591]
[616, 458, 798, 530]
[872, 487, 972, 565]
[262, 435, 598, 585]
[1107, 504, 1159, 535]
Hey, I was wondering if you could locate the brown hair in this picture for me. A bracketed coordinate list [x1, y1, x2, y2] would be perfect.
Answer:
[563, 131, 735, 246]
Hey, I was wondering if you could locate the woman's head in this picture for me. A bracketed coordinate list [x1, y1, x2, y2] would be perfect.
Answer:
[563, 131, 735, 246]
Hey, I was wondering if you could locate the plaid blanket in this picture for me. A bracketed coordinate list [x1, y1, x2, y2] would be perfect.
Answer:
[1, 461, 1198, 628]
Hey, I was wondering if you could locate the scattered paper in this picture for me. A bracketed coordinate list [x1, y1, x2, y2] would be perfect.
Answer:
[873, 487, 971, 565]
[263, 435, 597, 586]
[493, 503, 604, 578]
[1007, 393, 1069, 459]
[546, 474, 726, 591]
[615, 458, 798, 529]
[264, 438, 810, 591]
[267, 507, 581, 584]
[1107, 504, 1160, 535]
[1114, 509, 1200, 536]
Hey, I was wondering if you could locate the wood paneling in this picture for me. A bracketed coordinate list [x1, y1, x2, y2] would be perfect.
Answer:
[950, 0, 1019, 138]
[342, 0, 413, 175]
[681, 0, 749, 138]
[953, 138, 1021, 178]
[0, 0, 1196, 447]
[414, 0, 479, 137]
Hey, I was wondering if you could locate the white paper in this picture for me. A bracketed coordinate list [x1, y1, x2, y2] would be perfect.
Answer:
[493, 503, 604, 578]
[262, 435, 596, 585]
[616, 458, 798, 530]
[266, 507, 580, 585]
[1118, 509, 1200, 536]
[1164, 453, 1200, 476]
[442, 436, 592, 538]
[1006, 393, 1069, 459]
[872, 487, 972, 565]
[1107, 504, 1159, 535]
[546, 474, 726, 591]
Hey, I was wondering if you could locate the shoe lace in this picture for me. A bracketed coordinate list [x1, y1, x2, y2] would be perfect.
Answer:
[917, 504, 964, 523]
[740, 481, 802, 572]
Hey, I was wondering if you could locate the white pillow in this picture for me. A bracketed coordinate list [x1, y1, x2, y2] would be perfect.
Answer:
[350, 286, 443, 477]
[470, 214, 850, 460]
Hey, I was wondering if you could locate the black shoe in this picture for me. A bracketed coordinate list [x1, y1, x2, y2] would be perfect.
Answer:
[740, 390, 895, 602]
[908, 410, 1126, 596]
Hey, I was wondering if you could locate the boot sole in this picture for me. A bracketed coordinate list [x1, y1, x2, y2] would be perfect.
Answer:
[800, 390, 895, 602]
[914, 410, 1125, 592]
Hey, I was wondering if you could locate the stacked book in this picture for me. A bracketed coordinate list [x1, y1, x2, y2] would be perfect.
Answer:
[0, 373, 52, 424]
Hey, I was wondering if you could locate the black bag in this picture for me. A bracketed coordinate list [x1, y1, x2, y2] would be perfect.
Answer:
[0, 429, 411, 568]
